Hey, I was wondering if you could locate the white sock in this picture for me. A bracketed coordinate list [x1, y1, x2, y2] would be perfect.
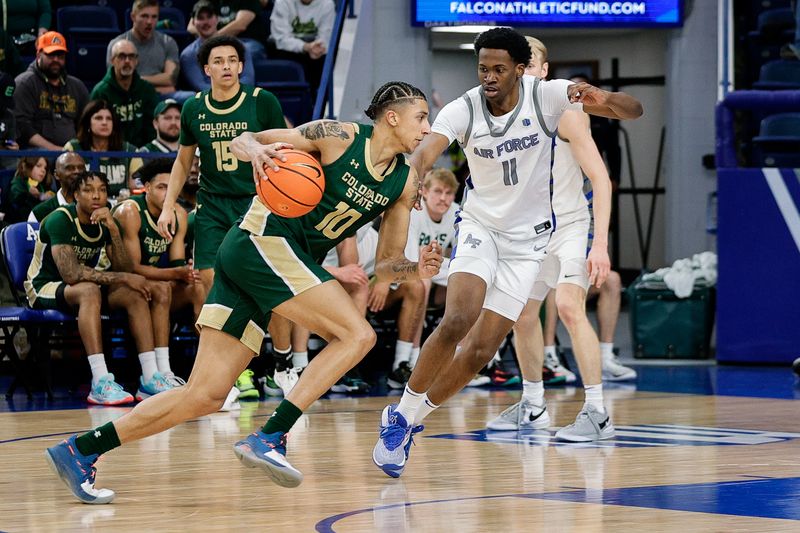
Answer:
[88, 353, 108, 385]
[138, 351, 158, 382]
[292, 351, 309, 368]
[393, 340, 413, 369]
[396, 384, 426, 422]
[543, 345, 557, 358]
[413, 396, 439, 425]
[600, 343, 615, 359]
[522, 379, 545, 405]
[409, 347, 420, 368]
[155, 346, 171, 374]
[584, 383, 605, 413]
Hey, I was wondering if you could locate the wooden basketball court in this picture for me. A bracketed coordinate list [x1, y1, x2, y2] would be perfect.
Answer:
[2, 369, 799, 532]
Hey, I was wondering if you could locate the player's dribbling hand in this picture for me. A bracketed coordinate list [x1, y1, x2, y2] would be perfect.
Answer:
[586, 246, 610, 288]
[157, 208, 176, 242]
[417, 241, 443, 279]
[251, 142, 293, 186]
[568, 82, 608, 106]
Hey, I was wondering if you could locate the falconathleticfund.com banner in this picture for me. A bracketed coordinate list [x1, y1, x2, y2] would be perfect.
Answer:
[412, 0, 682, 27]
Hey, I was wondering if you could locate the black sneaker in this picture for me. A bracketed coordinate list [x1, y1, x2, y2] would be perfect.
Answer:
[273, 349, 293, 373]
[386, 362, 412, 390]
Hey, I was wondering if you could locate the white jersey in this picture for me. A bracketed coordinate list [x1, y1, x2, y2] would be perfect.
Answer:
[433, 76, 581, 241]
[551, 127, 593, 228]
[404, 200, 460, 261]
[322, 224, 378, 274]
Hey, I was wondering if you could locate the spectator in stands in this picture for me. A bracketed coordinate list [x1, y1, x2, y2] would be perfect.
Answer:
[139, 99, 181, 153]
[6, 0, 51, 44]
[24, 170, 174, 405]
[14, 31, 88, 150]
[28, 152, 85, 223]
[189, 0, 269, 60]
[269, 0, 335, 95]
[113, 159, 206, 384]
[107, 0, 180, 95]
[7, 156, 54, 223]
[92, 40, 159, 149]
[181, 0, 255, 93]
[64, 100, 140, 199]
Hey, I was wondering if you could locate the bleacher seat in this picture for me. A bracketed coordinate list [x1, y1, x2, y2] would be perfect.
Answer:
[753, 59, 800, 89]
[254, 59, 312, 126]
[67, 40, 111, 90]
[751, 112, 800, 166]
[57, 6, 120, 34]
[0, 222, 74, 399]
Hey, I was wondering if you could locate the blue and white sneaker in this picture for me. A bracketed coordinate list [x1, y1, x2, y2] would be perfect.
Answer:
[372, 404, 424, 478]
[135, 372, 173, 401]
[45, 435, 115, 504]
[87, 374, 134, 406]
[233, 430, 303, 488]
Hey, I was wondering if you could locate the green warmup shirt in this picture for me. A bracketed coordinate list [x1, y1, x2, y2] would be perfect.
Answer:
[239, 123, 410, 260]
[114, 194, 175, 266]
[24, 204, 114, 306]
[179, 84, 285, 197]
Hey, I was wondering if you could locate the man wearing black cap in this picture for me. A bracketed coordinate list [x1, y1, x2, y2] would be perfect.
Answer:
[181, 0, 255, 92]
[91, 39, 160, 148]
[139, 99, 181, 153]
[13, 31, 89, 150]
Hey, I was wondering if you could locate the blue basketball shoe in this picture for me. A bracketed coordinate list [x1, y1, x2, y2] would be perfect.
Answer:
[233, 430, 303, 487]
[45, 435, 115, 504]
[372, 404, 424, 478]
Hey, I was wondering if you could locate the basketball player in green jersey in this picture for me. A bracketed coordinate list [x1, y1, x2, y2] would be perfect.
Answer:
[46, 82, 442, 502]
[113, 159, 207, 387]
[156, 35, 285, 292]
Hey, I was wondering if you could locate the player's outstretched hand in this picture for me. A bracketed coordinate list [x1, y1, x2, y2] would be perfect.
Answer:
[157, 208, 176, 242]
[568, 82, 608, 106]
[418, 241, 443, 279]
[586, 246, 610, 288]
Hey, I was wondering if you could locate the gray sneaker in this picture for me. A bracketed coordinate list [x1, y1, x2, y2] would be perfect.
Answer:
[486, 399, 551, 431]
[555, 404, 615, 442]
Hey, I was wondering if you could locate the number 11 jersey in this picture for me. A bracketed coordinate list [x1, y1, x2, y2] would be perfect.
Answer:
[432, 76, 581, 241]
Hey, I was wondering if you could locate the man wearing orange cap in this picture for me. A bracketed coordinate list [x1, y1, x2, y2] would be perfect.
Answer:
[13, 31, 88, 150]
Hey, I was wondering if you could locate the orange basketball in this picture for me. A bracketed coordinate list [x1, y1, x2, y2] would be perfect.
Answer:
[256, 149, 325, 218]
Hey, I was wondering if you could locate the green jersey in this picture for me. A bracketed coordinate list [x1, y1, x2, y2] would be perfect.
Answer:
[239, 123, 410, 261]
[64, 139, 140, 198]
[114, 194, 175, 266]
[24, 204, 114, 304]
[179, 84, 285, 197]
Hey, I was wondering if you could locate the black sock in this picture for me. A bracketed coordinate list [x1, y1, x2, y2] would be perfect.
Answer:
[75, 422, 121, 456]
[262, 399, 302, 434]
[273, 346, 292, 372]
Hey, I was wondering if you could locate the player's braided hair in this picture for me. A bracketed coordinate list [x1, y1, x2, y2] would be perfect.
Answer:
[364, 81, 427, 120]
[474, 27, 532, 67]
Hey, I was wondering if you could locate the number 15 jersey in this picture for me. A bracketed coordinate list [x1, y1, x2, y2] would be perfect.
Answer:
[432, 76, 581, 241]
[180, 84, 285, 197]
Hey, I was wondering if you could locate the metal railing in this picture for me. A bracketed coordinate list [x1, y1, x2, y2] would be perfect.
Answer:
[312, 0, 356, 120]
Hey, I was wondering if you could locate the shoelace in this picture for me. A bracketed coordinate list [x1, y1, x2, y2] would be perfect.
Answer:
[165, 373, 186, 386]
[102, 379, 125, 394]
[407, 424, 424, 449]
[380, 423, 407, 450]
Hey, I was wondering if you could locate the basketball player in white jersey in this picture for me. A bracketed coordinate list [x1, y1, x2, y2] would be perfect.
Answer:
[373, 27, 643, 477]
[486, 37, 625, 441]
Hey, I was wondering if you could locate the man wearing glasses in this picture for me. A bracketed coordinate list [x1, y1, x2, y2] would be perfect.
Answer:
[13, 31, 88, 150]
[91, 39, 160, 148]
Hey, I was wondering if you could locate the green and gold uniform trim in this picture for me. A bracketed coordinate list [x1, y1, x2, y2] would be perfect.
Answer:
[249, 235, 323, 296]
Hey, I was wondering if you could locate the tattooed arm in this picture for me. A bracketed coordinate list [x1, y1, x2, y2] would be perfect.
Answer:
[374, 168, 443, 283]
[230, 120, 356, 182]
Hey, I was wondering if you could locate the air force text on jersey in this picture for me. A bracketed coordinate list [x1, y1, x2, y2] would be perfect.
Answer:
[473, 132, 540, 159]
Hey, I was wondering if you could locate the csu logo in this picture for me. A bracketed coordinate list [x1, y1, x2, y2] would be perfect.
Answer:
[464, 233, 482, 248]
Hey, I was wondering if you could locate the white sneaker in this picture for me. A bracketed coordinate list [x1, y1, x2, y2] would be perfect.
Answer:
[555, 404, 615, 442]
[219, 387, 241, 412]
[467, 374, 491, 387]
[274, 367, 301, 396]
[544, 351, 577, 383]
[486, 399, 551, 430]
[163, 371, 186, 387]
[601, 353, 637, 381]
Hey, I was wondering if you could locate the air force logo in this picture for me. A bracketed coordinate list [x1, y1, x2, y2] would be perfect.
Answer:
[464, 233, 482, 248]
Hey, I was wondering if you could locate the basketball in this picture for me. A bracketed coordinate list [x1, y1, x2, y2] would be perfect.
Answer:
[256, 149, 325, 218]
